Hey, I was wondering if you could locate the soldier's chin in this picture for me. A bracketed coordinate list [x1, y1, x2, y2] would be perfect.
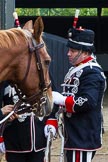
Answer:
[69, 60, 76, 66]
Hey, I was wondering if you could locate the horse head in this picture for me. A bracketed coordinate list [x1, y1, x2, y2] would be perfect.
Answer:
[0, 17, 53, 117]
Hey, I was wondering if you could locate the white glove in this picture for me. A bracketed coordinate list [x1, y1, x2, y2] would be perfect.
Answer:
[0, 137, 6, 153]
[44, 125, 56, 138]
[52, 91, 66, 105]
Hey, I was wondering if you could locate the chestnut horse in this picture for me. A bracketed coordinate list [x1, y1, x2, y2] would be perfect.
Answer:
[0, 17, 53, 120]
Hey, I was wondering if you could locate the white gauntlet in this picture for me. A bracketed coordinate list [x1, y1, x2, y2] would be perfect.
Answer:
[52, 91, 66, 105]
[44, 125, 56, 138]
[0, 137, 6, 153]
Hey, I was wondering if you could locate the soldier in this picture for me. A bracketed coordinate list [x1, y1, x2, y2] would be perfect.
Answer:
[52, 27, 106, 162]
[0, 81, 58, 162]
[0, 82, 14, 121]
[0, 105, 14, 120]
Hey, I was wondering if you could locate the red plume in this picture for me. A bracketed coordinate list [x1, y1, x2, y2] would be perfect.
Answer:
[13, 12, 21, 29]
[73, 9, 80, 28]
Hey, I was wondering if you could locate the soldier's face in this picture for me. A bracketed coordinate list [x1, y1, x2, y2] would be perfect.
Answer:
[67, 48, 81, 65]
[67, 48, 88, 66]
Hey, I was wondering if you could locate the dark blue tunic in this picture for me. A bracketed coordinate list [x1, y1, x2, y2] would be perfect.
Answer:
[0, 81, 57, 152]
[62, 59, 106, 151]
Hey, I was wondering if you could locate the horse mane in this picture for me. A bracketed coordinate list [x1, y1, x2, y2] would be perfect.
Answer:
[0, 28, 28, 48]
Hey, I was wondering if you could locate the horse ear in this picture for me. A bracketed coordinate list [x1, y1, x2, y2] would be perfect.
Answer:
[23, 20, 33, 30]
[33, 17, 44, 43]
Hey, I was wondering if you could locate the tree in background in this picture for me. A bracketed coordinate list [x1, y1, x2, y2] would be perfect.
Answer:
[16, 8, 108, 16]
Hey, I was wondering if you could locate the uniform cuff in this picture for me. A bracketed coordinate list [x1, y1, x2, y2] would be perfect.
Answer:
[65, 96, 75, 113]
[0, 136, 4, 143]
[46, 119, 58, 129]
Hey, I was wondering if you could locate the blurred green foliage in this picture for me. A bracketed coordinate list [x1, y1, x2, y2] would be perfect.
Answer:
[16, 8, 108, 16]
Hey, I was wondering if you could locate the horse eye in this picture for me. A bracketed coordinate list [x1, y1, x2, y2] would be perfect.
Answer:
[44, 60, 50, 66]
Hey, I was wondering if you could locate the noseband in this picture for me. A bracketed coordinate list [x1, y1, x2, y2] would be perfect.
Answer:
[12, 33, 52, 117]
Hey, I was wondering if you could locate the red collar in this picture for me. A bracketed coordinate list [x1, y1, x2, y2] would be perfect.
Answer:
[77, 56, 93, 66]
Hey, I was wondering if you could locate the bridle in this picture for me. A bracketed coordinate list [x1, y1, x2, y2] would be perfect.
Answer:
[10, 30, 52, 117]
[0, 30, 52, 126]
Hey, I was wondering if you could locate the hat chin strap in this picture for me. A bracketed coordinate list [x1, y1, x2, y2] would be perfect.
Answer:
[71, 50, 82, 66]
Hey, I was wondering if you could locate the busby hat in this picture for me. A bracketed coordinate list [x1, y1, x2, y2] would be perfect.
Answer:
[67, 27, 95, 53]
